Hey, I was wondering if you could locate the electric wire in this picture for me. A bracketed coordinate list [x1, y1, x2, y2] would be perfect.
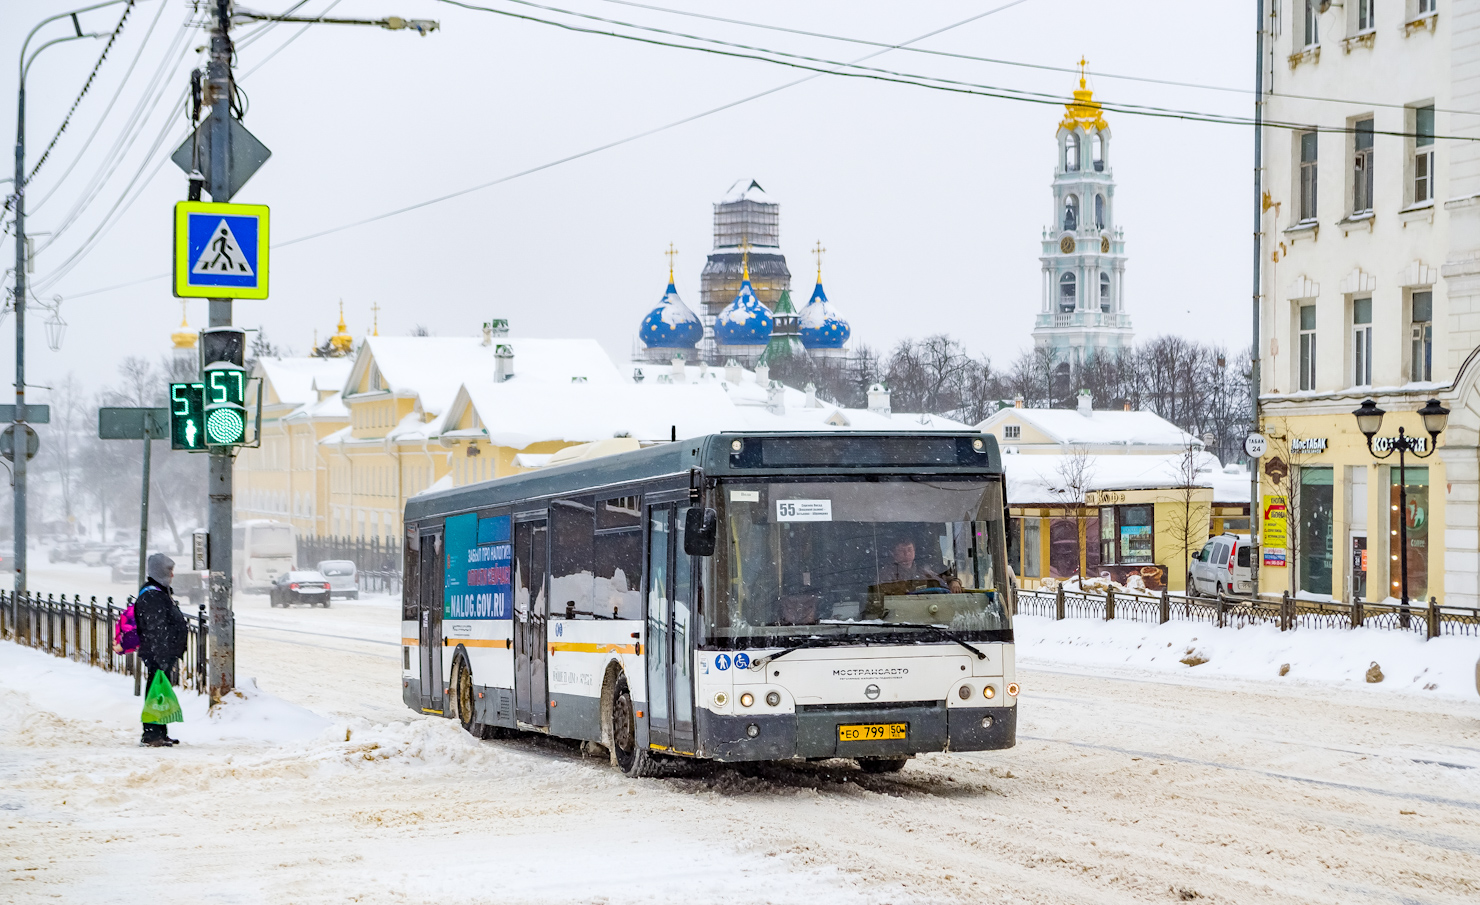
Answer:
[435, 0, 1478, 142]
[589, 0, 1480, 119]
[240, 0, 348, 79]
[58, 0, 1032, 298]
[23, 1, 136, 189]
[31, 0, 171, 211]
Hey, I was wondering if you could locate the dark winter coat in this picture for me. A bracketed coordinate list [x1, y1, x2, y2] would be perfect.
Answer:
[134, 578, 188, 666]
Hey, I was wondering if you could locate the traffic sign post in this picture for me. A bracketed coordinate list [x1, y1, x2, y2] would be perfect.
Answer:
[97, 408, 169, 588]
[173, 201, 270, 300]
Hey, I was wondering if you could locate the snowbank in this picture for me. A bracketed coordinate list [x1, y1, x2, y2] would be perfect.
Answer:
[1015, 614, 1480, 699]
[0, 644, 328, 746]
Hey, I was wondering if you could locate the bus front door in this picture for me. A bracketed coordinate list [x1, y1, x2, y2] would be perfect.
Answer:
[514, 517, 550, 727]
[645, 503, 696, 753]
[418, 530, 444, 713]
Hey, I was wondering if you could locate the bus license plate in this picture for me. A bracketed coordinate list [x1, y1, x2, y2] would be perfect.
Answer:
[838, 723, 907, 742]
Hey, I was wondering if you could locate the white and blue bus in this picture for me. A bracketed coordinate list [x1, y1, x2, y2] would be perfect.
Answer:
[401, 432, 1017, 775]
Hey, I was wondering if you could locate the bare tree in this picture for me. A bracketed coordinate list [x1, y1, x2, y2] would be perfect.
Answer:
[1165, 441, 1211, 593]
[1051, 445, 1096, 580]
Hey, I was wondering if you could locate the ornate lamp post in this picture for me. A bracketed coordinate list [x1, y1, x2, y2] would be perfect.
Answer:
[1352, 398, 1449, 620]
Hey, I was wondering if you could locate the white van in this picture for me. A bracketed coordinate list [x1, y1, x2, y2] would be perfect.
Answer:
[1190, 533, 1253, 597]
[233, 519, 296, 592]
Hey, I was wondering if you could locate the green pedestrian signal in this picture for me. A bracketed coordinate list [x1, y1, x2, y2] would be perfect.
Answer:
[169, 383, 205, 450]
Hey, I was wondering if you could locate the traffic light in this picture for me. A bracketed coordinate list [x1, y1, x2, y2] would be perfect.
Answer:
[200, 326, 247, 447]
[169, 382, 205, 450]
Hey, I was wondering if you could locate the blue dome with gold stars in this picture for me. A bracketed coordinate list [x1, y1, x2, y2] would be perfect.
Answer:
[713, 278, 773, 347]
[799, 280, 850, 349]
[639, 281, 703, 349]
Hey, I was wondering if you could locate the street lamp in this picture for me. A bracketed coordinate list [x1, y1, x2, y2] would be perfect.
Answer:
[1351, 397, 1449, 622]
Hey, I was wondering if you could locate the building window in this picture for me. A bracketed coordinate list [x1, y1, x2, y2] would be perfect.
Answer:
[1417, 0, 1436, 14]
[1003, 424, 1021, 439]
[1059, 273, 1077, 312]
[1063, 194, 1079, 231]
[1099, 272, 1111, 312]
[1413, 105, 1434, 205]
[1091, 134, 1104, 172]
[1021, 518, 1041, 578]
[1095, 193, 1106, 230]
[1065, 132, 1080, 171]
[1299, 303, 1317, 391]
[1411, 290, 1433, 381]
[1304, 0, 1320, 46]
[1353, 118, 1375, 214]
[1299, 131, 1318, 221]
[1352, 296, 1372, 386]
[1357, 0, 1375, 31]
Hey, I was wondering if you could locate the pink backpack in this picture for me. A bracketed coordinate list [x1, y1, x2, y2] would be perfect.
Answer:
[114, 603, 139, 654]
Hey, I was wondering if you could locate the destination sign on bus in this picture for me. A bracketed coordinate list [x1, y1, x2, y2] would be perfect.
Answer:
[444, 513, 512, 619]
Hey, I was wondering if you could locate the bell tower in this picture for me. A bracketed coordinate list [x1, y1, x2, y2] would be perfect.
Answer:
[1032, 62, 1133, 363]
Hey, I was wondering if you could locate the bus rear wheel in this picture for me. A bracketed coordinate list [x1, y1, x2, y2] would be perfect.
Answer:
[611, 674, 660, 777]
[857, 757, 909, 774]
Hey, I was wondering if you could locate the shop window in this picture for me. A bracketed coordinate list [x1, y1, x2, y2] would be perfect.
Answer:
[1410, 291, 1433, 382]
[1298, 467, 1334, 596]
[1390, 466, 1429, 600]
[1101, 505, 1153, 564]
[1022, 518, 1042, 578]
[1352, 296, 1372, 387]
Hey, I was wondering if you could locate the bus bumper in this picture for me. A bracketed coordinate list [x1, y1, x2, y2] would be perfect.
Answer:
[696, 704, 1016, 762]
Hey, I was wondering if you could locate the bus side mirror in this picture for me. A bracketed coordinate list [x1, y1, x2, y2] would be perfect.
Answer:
[684, 508, 717, 557]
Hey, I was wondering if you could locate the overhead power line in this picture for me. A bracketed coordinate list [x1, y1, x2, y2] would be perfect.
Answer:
[435, 0, 1477, 142]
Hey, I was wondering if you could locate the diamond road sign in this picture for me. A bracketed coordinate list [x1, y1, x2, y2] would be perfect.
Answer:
[170, 115, 272, 201]
[173, 201, 269, 299]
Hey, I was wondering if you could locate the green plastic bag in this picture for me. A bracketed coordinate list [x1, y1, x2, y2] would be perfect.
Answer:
[141, 670, 184, 724]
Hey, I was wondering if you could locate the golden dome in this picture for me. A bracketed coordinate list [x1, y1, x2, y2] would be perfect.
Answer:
[171, 302, 197, 349]
[330, 300, 354, 354]
[1060, 59, 1108, 132]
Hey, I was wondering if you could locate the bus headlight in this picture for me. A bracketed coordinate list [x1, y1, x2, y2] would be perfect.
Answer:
[983, 685, 996, 700]
[957, 684, 973, 701]
[731, 439, 744, 453]
[1007, 683, 1019, 697]
[713, 691, 729, 707]
[739, 692, 754, 708]
[765, 691, 780, 707]
[973, 438, 985, 451]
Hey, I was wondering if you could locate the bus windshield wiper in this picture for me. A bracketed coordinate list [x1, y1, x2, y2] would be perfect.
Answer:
[882, 623, 988, 660]
[748, 635, 860, 670]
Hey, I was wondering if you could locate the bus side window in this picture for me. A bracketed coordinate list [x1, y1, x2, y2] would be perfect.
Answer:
[550, 498, 595, 619]
[596, 495, 643, 620]
[403, 528, 420, 621]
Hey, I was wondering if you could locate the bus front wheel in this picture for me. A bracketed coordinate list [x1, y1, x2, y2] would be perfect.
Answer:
[857, 757, 909, 774]
[455, 660, 492, 739]
[611, 673, 660, 778]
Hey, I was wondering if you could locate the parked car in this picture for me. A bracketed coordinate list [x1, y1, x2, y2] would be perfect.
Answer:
[316, 560, 359, 600]
[269, 570, 332, 607]
[1190, 533, 1253, 597]
[49, 541, 86, 564]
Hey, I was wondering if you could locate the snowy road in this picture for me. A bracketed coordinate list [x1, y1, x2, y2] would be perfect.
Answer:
[3, 590, 1480, 904]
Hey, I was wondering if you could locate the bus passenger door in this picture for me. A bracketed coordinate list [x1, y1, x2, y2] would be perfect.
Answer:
[645, 507, 671, 749]
[418, 530, 444, 713]
[515, 517, 550, 727]
[670, 506, 697, 754]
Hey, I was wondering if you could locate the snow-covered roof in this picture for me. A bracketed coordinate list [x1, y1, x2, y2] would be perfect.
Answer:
[980, 407, 1198, 450]
[345, 337, 623, 416]
[720, 178, 774, 205]
[257, 357, 354, 408]
[1003, 452, 1248, 506]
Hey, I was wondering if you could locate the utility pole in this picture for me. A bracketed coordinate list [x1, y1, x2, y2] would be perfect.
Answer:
[206, 0, 236, 699]
[1249, 0, 1266, 592]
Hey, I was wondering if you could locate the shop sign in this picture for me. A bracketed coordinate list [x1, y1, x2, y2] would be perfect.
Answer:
[1263, 547, 1287, 567]
[1263, 456, 1289, 482]
[1373, 435, 1428, 453]
[1262, 494, 1289, 548]
[1085, 490, 1127, 505]
[1291, 437, 1328, 454]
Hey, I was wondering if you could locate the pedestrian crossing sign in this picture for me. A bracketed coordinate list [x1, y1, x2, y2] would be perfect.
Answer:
[173, 201, 269, 299]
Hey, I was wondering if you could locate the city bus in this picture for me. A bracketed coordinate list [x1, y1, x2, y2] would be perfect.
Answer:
[233, 519, 296, 592]
[400, 432, 1017, 775]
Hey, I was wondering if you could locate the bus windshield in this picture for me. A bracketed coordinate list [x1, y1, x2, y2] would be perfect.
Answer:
[710, 477, 1010, 644]
[249, 525, 294, 557]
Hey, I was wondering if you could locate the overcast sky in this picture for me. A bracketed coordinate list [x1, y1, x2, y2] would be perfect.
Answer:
[2, 0, 1254, 400]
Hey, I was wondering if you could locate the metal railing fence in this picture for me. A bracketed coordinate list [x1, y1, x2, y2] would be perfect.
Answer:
[1015, 584, 1480, 639]
[0, 590, 209, 694]
[295, 534, 402, 595]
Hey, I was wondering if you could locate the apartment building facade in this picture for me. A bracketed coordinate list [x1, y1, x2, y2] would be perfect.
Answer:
[1258, 0, 1480, 605]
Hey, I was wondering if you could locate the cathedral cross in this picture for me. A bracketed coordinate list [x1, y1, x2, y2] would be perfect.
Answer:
[812, 240, 826, 281]
[665, 242, 678, 281]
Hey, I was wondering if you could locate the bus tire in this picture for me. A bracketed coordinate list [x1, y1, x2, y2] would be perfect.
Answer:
[454, 659, 490, 739]
[857, 757, 909, 774]
[611, 673, 660, 777]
